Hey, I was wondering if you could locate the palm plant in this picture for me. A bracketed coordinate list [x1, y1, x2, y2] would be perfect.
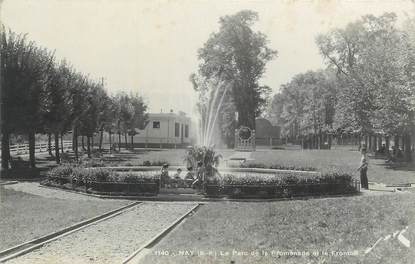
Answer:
[184, 146, 222, 177]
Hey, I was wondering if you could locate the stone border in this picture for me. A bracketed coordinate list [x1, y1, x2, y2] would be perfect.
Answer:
[122, 203, 202, 263]
[40, 184, 364, 202]
[0, 201, 141, 262]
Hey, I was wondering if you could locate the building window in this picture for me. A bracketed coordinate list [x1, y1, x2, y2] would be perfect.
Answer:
[175, 123, 180, 137]
[153, 121, 160, 129]
[185, 125, 189, 138]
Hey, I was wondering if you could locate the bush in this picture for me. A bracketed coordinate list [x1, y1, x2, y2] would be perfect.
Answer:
[213, 172, 354, 186]
[47, 164, 74, 180]
[122, 172, 158, 183]
[241, 162, 317, 171]
[142, 160, 168, 166]
[46, 165, 158, 185]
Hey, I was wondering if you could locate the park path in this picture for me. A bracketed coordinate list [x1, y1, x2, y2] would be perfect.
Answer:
[6, 202, 198, 264]
[4, 182, 102, 201]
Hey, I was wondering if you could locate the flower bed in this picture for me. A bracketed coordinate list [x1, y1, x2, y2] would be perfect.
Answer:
[205, 172, 359, 198]
[240, 162, 317, 171]
[42, 165, 159, 196]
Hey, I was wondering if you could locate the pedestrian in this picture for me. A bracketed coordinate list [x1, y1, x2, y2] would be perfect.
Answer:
[160, 163, 170, 188]
[357, 147, 369, 189]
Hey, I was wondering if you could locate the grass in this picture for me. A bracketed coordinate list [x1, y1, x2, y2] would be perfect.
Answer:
[142, 192, 415, 264]
[0, 186, 130, 251]
[249, 149, 415, 185]
[13, 147, 415, 185]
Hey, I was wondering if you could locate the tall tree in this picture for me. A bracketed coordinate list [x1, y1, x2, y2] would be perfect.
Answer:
[197, 10, 276, 129]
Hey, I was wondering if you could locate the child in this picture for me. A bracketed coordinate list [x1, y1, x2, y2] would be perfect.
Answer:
[357, 147, 369, 189]
[184, 167, 195, 188]
[191, 162, 204, 190]
[160, 164, 170, 188]
[172, 168, 183, 188]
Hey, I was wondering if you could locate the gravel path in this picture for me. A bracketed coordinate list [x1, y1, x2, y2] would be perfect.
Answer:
[4, 182, 101, 201]
[7, 202, 197, 264]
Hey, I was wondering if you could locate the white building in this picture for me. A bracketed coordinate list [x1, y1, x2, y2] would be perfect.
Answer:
[133, 111, 193, 148]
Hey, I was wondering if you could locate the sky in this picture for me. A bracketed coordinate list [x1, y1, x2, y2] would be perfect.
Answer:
[1, 0, 414, 119]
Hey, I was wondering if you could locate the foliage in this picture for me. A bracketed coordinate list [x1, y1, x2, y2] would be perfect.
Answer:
[316, 13, 415, 135]
[212, 172, 353, 186]
[240, 162, 317, 171]
[1, 28, 149, 167]
[46, 165, 158, 185]
[184, 146, 222, 169]
[192, 10, 276, 146]
[142, 160, 169, 166]
[267, 69, 338, 138]
[266, 12, 415, 158]
[47, 164, 74, 180]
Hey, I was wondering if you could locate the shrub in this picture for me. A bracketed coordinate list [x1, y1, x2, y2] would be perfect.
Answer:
[87, 167, 113, 182]
[143, 160, 152, 166]
[142, 160, 168, 166]
[213, 172, 354, 186]
[241, 162, 317, 171]
[123, 171, 159, 183]
[47, 164, 74, 180]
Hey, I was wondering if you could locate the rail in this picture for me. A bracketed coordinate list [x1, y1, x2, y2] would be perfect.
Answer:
[4, 141, 73, 156]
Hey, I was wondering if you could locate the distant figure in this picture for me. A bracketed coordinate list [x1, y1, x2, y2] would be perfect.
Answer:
[160, 164, 170, 188]
[357, 147, 369, 189]
[184, 167, 195, 188]
[191, 162, 204, 190]
[378, 144, 386, 154]
[172, 168, 183, 188]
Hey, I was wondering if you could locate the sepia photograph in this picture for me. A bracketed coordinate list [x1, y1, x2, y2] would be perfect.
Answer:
[0, 0, 414, 263]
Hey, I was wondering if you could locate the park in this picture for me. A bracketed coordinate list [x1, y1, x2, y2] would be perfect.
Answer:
[1, 1, 415, 264]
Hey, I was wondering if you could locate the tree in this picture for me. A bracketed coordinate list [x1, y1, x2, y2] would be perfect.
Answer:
[197, 10, 276, 130]
[128, 94, 148, 149]
[1, 30, 54, 168]
[317, 12, 415, 158]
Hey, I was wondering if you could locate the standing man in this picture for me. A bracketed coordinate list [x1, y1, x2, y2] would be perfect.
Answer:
[358, 146, 369, 189]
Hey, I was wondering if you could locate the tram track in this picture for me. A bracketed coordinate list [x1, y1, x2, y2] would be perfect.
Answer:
[122, 203, 201, 264]
[0, 202, 202, 264]
[0, 201, 141, 263]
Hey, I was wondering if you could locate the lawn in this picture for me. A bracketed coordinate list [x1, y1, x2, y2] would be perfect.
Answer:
[17, 147, 415, 185]
[249, 149, 415, 185]
[141, 192, 415, 264]
[0, 186, 130, 251]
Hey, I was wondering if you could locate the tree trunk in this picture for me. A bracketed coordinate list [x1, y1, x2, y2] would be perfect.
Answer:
[28, 131, 36, 168]
[328, 134, 332, 149]
[72, 129, 76, 151]
[74, 127, 78, 161]
[109, 130, 112, 154]
[81, 136, 86, 151]
[91, 135, 94, 151]
[394, 135, 399, 149]
[368, 135, 372, 152]
[99, 128, 104, 151]
[118, 132, 121, 151]
[373, 135, 377, 152]
[60, 133, 64, 154]
[131, 135, 134, 150]
[1, 129, 10, 170]
[54, 132, 60, 164]
[48, 132, 53, 156]
[124, 133, 128, 149]
[378, 136, 382, 151]
[404, 133, 412, 162]
[385, 136, 390, 157]
[87, 136, 91, 158]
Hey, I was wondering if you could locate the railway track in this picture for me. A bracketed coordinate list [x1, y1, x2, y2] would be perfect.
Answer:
[0, 202, 201, 264]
